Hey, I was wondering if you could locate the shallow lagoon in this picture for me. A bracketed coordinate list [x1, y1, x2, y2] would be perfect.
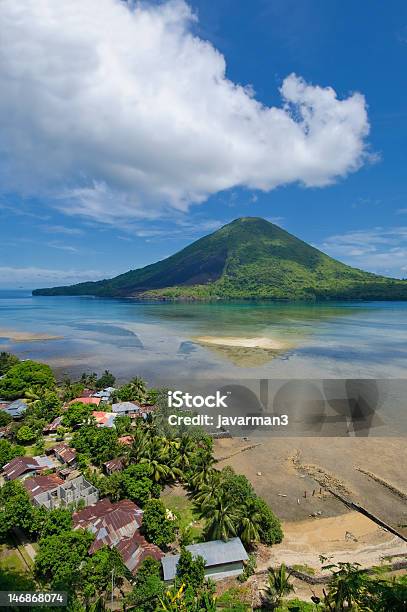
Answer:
[0, 290, 406, 383]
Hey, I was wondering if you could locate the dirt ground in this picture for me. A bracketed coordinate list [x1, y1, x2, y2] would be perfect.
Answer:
[214, 437, 407, 527]
[214, 437, 407, 573]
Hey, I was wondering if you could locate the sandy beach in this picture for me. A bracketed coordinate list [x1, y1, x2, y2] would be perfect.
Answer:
[0, 329, 63, 342]
[194, 335, 288, 350]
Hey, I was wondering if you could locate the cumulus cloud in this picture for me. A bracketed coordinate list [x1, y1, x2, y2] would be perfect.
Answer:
[0, 0, 370, 223]
[319, 227, 407, 277]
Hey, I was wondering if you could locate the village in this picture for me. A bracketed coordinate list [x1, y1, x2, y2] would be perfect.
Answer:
[0, 354, 406, 611]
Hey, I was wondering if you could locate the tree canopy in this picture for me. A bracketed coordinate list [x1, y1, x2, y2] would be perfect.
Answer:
[0, 360, 55, 400]
[141, 499, 177, 548]
[0, 439, 24, 469]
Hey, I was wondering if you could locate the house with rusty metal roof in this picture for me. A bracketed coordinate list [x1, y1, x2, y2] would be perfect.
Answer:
[161, 537, 248, 582]
[2, 455, 55, 481]
[43, 415, 63, 434]
[103, 458, 123, 475]
[23, 473, 64, 499]
[92, 411, 117, 428]
[32, 474, 99, 509]
[48, 442, 77, 466]
[116, 531, 164, 573]
[73, 498, 163, 574]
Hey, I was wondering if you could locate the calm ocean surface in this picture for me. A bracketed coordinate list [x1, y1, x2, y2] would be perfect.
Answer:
[0, 290, 406, 383]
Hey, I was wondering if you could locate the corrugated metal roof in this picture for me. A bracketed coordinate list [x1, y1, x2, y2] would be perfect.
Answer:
[4, 399, 27, 417]
[24, 474, 64, 498]
[2, 455, 53, 480]
[112, 402, 140, 413]
[161, 538, 248, 581]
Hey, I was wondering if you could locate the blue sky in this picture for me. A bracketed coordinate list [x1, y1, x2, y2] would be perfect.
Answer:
[1, 0, 407, 288]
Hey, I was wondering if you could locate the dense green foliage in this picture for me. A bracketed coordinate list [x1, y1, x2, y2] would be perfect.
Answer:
[33, 217, 407, 300]
[35, 529, 94, 589]
[72, 424, 119, 466]
[91, 463, 158, 506]
[0, 360, 55, 400]
[0, 351, 20, 375]
[141, 499, 177, 548]
[95, 369, 116, 390]
[0, 480, 34, 539]
[112, 376, 147, 402]
[62, 401, 94, 429]
[176, 548, 206, 589]
[126, 558, 165, 612]
[0, 410, 12, 426]
[0, 439, 24, 468]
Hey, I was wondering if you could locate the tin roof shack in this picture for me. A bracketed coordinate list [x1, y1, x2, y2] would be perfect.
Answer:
[73, 498, 163, 574]
[48, 442, 77, 467]
[112, 402, 141, 416]
[24, 473, 64, 499]
[43, 415, 63, 434]
[2, 455, 55, 481]
[32, 475, 99, 509]
[103, 458, 123, 475]
[3, 399, 27, 419]
[161, 538, 248, 582]
[92, 387, 116, 403]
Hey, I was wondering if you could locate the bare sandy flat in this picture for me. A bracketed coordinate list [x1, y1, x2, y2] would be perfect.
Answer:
[215, 437, 407, 526]
[0, 328, 62, 342]
[195, 335, 287, 350]
[214, 437, 407, 575]
[257, 512, 407, 571]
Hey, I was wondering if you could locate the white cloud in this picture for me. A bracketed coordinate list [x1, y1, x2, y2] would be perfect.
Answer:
[0, 0, 370, 223]
[0, 266, 114, 288]
[319, 227, 407, 278]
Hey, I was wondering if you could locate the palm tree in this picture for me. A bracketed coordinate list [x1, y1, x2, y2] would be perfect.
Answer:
[323, 562, 370, 611]
[24, 388, 41, 409]
[173, 436, 195, 471]
[200, 492, 238, 541]
[263, 564, 294, 609]
[239, 504, 262, 547]
[188, 452, 217, 491]
[129, 376, 147, 402]
[191, 471, 221, 506]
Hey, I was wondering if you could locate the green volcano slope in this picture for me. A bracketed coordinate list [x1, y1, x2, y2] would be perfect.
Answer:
[33, 217, 407, 300]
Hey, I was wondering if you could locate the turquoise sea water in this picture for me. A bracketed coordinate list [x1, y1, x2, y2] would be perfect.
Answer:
[0, 290, 406, 383]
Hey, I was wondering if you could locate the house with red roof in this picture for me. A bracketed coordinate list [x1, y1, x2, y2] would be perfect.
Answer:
[69, 397, 101, 407]
[92, 411, 117, 428]
[73, 498, 163, 574]
[118, 435, 134, 446]
[103, 458, 123, 475]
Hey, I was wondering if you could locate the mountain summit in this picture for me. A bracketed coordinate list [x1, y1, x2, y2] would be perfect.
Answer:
[33, 217, 407, 300]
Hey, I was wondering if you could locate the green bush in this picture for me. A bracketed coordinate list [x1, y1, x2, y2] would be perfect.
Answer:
[0, 361, 55, 400]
